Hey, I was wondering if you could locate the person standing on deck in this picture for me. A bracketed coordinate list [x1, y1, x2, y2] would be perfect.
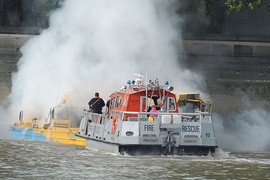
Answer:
[88, 92, 105, 114]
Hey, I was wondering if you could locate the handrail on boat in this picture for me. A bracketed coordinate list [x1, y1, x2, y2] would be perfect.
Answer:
[85, 109, 212, 125]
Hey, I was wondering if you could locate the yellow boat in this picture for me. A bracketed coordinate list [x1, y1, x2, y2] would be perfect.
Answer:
[10, 96, 85, 146]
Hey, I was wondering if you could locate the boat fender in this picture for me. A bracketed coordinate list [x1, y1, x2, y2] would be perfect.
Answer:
[112, 116, 118, 134]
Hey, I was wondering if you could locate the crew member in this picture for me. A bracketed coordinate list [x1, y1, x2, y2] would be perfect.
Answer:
[88, 92, 105, 114]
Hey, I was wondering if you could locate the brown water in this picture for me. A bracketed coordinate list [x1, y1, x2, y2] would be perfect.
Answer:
[0, 139, 270, 179]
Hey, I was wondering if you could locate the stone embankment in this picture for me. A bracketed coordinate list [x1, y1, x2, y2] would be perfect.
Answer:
[182, 39, 270, 113]
[1, 33, 270, 114]
[0, 34, 32, 101]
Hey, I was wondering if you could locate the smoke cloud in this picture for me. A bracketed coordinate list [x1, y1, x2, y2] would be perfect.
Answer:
[213, 96, 270, 151]
[1, 0, 203, 127]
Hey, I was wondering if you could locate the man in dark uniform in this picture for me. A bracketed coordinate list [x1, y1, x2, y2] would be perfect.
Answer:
[88, 92, 105, 114]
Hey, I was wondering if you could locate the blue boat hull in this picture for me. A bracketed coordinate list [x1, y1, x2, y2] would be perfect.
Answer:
[9, 126, 48, 141]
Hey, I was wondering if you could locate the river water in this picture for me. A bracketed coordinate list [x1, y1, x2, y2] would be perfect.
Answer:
[0, 139, 270, 179]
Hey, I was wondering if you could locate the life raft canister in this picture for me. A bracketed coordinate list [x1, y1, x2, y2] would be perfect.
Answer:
[112, 116, 118, 134]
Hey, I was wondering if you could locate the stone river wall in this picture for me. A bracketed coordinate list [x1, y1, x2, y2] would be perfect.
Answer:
[181, 39, 270, 114]
[0, 34, 31, 102]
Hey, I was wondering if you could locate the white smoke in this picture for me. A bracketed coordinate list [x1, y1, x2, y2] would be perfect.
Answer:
[3, 0, 203, 124]
[213, 106, 270, 151]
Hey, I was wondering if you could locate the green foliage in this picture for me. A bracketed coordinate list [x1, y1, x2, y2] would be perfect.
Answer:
[225, 0, 265, 14]
[204, 0, 268, 14]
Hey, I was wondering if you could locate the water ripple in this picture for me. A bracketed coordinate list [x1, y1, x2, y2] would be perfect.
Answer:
[0, 139, 270, 179]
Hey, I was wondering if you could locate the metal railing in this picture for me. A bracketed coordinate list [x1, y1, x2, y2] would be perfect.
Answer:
[85, 110, 212, 125]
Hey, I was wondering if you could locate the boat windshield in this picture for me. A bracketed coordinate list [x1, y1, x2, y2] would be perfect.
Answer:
[178, 100, 211, 113]
[179, 101, 200, 113]
[146, 96, 176, 112]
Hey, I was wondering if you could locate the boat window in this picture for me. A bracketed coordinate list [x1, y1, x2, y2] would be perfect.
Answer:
[168, 97, 176, 111]
[147, 96, 158, 110]
[194, 102, 200, 112]
[203, 103, 211, 113]
[147, 98, 155, 107]
[115, 96, 120, 107]
[156, 97, 167, 112]
[119, 98, 123, 107]
[111, 97, 116, 108]
[179, 102, 194, 113]
[111, 95, 122, 108]
[140, 96, 147, 112]
[178, 101, 200, 113]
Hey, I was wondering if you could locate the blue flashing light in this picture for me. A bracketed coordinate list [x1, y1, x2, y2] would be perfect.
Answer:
[127, 80, 131, 85]
[165, 81, 169, 85]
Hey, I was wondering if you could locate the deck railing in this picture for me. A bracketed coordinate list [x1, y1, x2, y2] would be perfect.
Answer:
[85, 110, 212, 126]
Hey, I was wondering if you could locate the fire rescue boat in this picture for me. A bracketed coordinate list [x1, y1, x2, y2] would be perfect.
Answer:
[76, 74, 217, 155]
[10, 96, 85, 146]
